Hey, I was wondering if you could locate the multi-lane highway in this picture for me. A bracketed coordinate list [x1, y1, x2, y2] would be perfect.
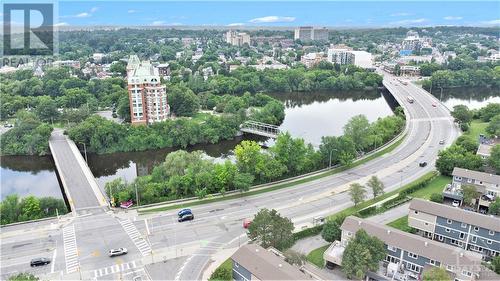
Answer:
[0, 73, 459, 281]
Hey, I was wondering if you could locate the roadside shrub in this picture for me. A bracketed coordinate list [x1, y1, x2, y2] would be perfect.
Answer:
[430, 193, 444, 203]
[357, 206, 378, 218]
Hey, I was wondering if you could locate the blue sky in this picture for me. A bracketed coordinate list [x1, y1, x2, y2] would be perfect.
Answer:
[3, 1, 500, 27]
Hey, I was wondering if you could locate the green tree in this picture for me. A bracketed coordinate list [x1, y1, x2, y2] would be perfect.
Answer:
[343, 115, 370, 151]
[451, 105, 473, 125]
[35, 96, 59, 122]
[8, 273, 39, 281]
[209, 266, 231, 281]
[168, 85, 200, 117]
[321, 219, 342, 242]
[489, 145, 500, 173]
[462, 185, 478, 206]
[488, 199, 500, 216]
[270, 133, 313, 176]
[486, 114, 500, 136]
[430, 193, 444, 203]
[490, 256, 500, 274]
[435, 145, 483, 176]
[341, 229, 386, 279]
[349, 183, 366, 206]
[366, 176, 384, 198]
[234, 140, 263, 176]
[248, 208, 294, 250]
[19, 196, 42, 221]
[422, 267, 451, 281]
[283, 249, 306, 266]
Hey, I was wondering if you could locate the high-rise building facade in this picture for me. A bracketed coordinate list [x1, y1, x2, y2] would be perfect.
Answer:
[294, 26, 329, 41]
[225, 31, 250, 46]
[127, 55, 169, 125]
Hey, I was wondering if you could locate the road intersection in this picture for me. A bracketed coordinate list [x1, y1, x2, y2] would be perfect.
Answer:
[0, 73, 459, 280]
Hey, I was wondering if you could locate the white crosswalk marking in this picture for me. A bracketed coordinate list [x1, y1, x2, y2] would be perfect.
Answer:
[119, 219, 152, 256]
[93, 261, 138, 278]
[62, 225, 79, 274]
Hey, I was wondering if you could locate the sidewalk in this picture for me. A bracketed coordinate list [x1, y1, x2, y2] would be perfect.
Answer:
[291, 235, 328, 255]
[367, 203, 410, 224]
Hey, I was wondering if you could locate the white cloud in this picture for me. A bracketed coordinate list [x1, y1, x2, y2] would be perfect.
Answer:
[227, 23, 244, 26]
[480, 19, 500, 25]
[128, 9, 137, 14]
[75, 12, 91, 18]
[391, 12, 411, 17]
[54, 22, 69, 27]
[444, 16, 463, 20]
[390, 18, 427, 26]
[248, 16, 295, 23]
[151, 20, 166, 26]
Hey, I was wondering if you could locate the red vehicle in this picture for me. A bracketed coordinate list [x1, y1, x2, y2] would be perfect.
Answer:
[120, 200, 133, 209]
[243, 219, 252, 229]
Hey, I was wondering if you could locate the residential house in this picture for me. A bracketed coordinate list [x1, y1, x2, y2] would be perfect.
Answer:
[324, 216, 487, 281]
[408, 198, 500, 259]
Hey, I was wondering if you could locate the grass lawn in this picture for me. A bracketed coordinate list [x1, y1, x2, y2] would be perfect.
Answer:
[209, 258, 232, 280]
[386, 216, 414, 233]
[465, 120, 488, 140]
[191, 112, 213, 122]
[306, 245, 329, 268]
[410, 175, 451, 199]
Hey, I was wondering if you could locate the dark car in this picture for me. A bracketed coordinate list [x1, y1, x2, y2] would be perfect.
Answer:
[419, 161, 427, 167]
[178, 208, 192, 217]
[178, 213, 194, 222]
[30, 258, 51, 267]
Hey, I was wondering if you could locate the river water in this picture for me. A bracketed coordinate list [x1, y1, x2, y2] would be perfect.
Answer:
[1, 88, 497, 199]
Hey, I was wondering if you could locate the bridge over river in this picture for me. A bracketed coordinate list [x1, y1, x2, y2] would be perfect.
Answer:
[49, 129, 108, 215]
[240, 120, 281, 138]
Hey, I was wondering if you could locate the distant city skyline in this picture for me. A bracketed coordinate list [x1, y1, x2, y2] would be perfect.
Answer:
[3, 1, 499, 28]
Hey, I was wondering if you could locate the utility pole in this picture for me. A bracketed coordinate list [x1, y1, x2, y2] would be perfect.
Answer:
[135, 183, 140, 206]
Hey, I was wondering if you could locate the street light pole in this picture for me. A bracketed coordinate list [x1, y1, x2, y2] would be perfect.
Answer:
[82, 142, 88, 163]
[135, 183, 140, 206]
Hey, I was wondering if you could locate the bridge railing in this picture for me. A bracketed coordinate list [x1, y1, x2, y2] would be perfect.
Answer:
[240, 120, 281, 137]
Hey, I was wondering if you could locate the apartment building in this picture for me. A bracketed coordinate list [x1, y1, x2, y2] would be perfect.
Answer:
[231, 244, 313, 280]
[327, 47, 374, 69]
[127, 55, 169, 125]
[408, 199, 500, 259]
[225, 31, 250, 46]
[294, 26, 329, 41]
[443, 167, 500, 210]
[324, 216, 486, 281]
[301, 52, 325, 68]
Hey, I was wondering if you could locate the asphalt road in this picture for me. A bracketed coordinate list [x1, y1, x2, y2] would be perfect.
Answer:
[0, 73, 460, 281]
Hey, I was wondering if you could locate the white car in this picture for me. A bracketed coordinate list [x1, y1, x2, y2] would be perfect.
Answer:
[452, 200, 460, 207]
[439, 139, 445, 145]
[108, 248, 128, 257]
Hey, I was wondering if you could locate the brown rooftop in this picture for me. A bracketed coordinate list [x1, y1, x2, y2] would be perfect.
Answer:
[409, 198, 500, 232]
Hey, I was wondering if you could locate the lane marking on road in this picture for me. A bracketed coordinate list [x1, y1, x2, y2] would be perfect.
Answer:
[145, 219, 150, 235]
[62, 225, 80, 274]
[119, 219, 152, 256]
[92, 260, 138, 279]
[51, 249, 57, 273]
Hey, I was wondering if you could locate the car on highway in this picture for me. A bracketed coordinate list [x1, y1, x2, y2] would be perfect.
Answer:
[432, 103, 437, 107]
[439, 139, 445, 145]
[243, 219, 252, 229]
[178, 213, 194, 222]
[419, 161, 427, 167]
[178, 208, 192, 217]
[30, 257, 51, 267]
[108, 248, 128, 257]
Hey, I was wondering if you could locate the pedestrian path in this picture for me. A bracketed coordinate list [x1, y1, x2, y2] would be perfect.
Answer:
[62, 225, 80, 274]
[92, 260, 137, 279]
[119, 219, 152, 256]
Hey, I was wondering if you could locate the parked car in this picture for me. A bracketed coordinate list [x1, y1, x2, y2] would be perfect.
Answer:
[3, 123, 13, 128]
[178, 208, 192, 217]
[30, 258, 51, 267]
[120, 200, 133, 209]
[178, 213, 194, 222]
[419, 161, 427, 167]
[108, 248, 128, 257]
[452, 200, 460, 207]
[243, 219, 252, 229]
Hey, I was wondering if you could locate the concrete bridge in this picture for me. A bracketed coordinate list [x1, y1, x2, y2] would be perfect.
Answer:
[49, 129, 108, 215]
[240, 120, 281, 138]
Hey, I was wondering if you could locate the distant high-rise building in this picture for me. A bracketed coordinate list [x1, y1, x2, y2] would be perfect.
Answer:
[127, 55, 170, 125]
[294, 26, 329, 42]
[225, 31, 250, 46]
[327, 47, 374, 69]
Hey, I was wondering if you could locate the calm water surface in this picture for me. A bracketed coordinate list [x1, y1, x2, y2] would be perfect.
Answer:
[4, 88, 495, 199]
